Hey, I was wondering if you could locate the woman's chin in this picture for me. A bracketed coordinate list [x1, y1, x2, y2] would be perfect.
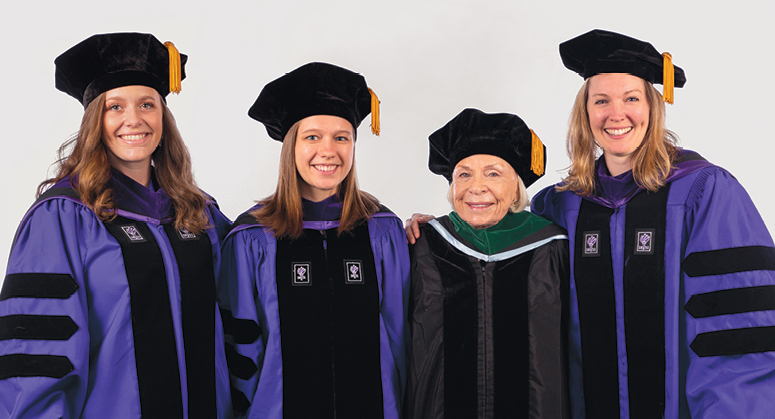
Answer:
[457, 207, 506, 229]
[462, 216, 499, 229]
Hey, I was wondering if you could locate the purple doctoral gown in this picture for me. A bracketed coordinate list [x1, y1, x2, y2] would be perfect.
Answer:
[0, 170, 233, 419]
[218, 196, 410, 419]
[532, 150, 775, 419]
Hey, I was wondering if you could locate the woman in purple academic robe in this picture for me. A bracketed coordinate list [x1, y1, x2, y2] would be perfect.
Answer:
[532, 30, 775, 419]
[218, 62, 410, 419]
[0, 33, 232, 419]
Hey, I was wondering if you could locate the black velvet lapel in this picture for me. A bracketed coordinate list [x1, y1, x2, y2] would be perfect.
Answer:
[623, 187, 669, 419]
[574, 200, 619, 418]
[163, 224, 216, 419]
[492, 255, 531, 417]
[276, 229, 335, 418]
[104, 216, 183, 419]
[425, 227, 479, 419]
[275, 224, 383, 419]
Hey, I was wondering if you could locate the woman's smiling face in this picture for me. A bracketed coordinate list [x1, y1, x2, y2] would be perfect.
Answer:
[451, 154, 519, 229]
[294, 114, 355, 202]
[587, 73, 650, 173]
[101, 85, 163, 179]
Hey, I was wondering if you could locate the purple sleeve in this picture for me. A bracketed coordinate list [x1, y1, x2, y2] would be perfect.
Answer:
[218, 227, 275, 419]
[206, 201, 233, 290]
[206, 201, 233, 243]
[683, 168, 775, 418]
[531, 185, 567, 228]
[369, 215, 411, 413]
[0, 199, 94, 419]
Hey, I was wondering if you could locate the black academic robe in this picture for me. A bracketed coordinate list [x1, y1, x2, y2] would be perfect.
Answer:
[406, 215, 570, 419]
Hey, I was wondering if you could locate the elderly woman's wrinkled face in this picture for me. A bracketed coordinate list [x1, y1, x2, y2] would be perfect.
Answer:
[451, 154, 519, 229]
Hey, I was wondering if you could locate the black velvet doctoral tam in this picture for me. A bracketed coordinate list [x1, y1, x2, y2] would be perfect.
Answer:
[428, 108, 545, 187]
[55, 32, 187, 107]
[248, 62, 373, 142]
[560, 29, 686, 87]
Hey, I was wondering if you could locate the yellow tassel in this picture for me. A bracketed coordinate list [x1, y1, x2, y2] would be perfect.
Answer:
[662, 52, 674, 105]
[164, 41, 182, 95]
[369, 88, 380, 136]
[530, 129, 544, 176]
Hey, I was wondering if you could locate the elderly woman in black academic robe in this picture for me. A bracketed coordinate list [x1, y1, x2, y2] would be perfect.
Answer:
[405, 108, 570, 419]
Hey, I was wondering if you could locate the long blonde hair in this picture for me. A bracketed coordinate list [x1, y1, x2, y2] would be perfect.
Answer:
[557, 77, 679, 195]
[39, 93, 210, 233]
[251, 121, 380, 239]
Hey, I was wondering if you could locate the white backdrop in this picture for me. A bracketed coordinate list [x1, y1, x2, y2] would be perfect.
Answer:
[2, 0, 773, 285]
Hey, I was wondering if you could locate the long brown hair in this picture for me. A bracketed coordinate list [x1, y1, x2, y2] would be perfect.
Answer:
[39, 92, 210, 234]
[251, 120, 380, 239]
[557, 77, 679, 195]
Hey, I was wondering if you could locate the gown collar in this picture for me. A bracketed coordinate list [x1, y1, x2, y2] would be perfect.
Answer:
[585, 149, 714, 209]
[448, 210, 552, 255]
[108, 168, 174, 220]
[592, 161, 640, 208]
[302, 194, 343, 222]
[56, 168, 174, 221]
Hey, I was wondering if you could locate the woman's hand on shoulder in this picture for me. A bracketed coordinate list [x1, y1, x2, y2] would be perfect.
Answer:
[404, 213, 436, 244]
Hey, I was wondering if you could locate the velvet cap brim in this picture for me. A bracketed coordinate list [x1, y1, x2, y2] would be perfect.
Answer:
[55, 32, 187, 107]
[428, 108, 545, 187]
[560, 29, 686, 87]
[247, 62, 372, 142]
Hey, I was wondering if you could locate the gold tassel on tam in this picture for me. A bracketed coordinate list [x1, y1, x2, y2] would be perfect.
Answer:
[369, 88, 380, 136]
[164, 41, 182, 94]
[530, 129, 544, 176]
[662, 52, 674, 104]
